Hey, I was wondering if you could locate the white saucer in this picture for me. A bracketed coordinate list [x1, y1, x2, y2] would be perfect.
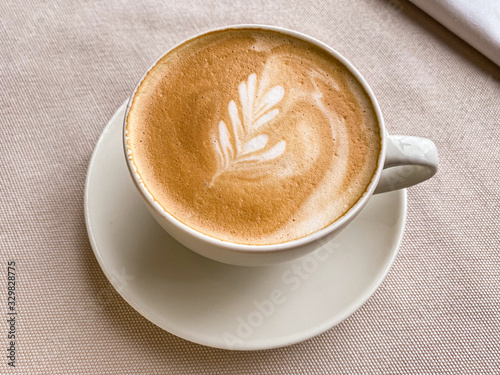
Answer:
[85, 102, 407, 350]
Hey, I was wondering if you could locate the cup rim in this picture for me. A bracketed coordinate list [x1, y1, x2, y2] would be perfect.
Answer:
[123, 24, 387, 253]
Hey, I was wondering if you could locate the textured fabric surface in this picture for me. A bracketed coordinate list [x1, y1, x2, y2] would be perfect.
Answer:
[409, 0, 500, 66]
[1, 0, 499, 373]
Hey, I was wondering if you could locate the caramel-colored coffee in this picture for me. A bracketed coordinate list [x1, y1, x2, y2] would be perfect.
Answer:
[126, 28, 381, 245]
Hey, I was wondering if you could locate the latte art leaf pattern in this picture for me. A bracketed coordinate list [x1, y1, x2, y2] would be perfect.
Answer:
[210, 73, 286, 186]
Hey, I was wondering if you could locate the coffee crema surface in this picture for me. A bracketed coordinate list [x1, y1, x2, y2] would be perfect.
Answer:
[126, 28, 381, 245]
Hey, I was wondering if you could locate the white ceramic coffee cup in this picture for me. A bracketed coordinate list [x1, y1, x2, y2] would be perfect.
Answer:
[123, 25, 438, 266]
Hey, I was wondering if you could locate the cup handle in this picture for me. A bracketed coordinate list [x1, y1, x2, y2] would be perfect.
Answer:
[374, 135, 439, 194]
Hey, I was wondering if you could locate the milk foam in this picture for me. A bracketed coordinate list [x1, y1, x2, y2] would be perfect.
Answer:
[126, 29, 381, 244]
[210, 73, 286, 186]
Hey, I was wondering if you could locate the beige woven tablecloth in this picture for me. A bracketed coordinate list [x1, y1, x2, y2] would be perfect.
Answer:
[1, 0, 499, 373]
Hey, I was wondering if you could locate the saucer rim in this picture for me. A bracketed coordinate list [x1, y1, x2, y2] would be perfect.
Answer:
[84, 102, 407, 350]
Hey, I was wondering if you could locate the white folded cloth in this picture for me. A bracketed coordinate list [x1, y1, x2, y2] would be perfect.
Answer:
[409, 0, 500, 66]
